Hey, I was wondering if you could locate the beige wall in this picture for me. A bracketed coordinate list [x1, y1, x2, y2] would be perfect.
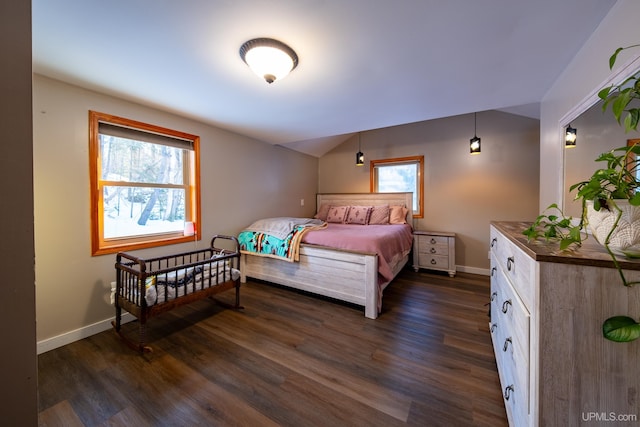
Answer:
[540, 0, 640, 212]
[1, 0, 38, 424]
[33, 75, 318, 351]
[319, 110, 540, 272]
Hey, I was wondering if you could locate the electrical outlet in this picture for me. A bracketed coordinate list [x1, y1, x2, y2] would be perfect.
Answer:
[300, 198, 305, 206]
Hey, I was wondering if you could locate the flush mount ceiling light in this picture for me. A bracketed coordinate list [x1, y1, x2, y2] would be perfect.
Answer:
[565, 125, 577, 148]
[239, 38, 299, 84]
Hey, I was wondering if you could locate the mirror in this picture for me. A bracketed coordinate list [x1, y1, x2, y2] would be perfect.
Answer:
[562, 99, 632, 217]
[562, 59, 640, 218]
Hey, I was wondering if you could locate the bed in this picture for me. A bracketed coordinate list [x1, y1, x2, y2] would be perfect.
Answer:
[112, 235, 242, 352]
[239, 193, 414, 319]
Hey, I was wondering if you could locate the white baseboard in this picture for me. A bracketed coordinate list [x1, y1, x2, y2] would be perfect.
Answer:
[37, 312, 135, 355]
[456, 265, 491, 276]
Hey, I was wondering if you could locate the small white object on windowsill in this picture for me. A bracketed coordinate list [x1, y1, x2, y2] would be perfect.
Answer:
[183, 221, 195, 236]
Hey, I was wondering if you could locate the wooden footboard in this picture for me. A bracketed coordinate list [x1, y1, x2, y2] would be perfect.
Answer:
[241, 244, 380, 318]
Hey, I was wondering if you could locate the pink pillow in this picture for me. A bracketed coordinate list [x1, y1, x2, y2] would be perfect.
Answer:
[389, 205, 408, 224]
[368, 205, 390, 224]
[345, 206, 372, 225]
[314, 203, 331, 221]
[326, 205, 350, 223]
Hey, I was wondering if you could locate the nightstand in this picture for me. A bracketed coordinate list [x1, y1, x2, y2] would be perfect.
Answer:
[413, 231, 456, 277]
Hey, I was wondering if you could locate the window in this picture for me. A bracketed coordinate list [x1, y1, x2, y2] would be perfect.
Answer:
[89, 111, 200, 255]
[370, 155, 424, 218]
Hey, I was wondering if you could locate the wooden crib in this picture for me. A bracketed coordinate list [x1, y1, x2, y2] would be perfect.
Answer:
[112, 235, 242, 352]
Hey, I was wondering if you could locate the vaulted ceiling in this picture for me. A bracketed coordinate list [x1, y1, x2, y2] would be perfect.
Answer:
[32, 0, 618, 156]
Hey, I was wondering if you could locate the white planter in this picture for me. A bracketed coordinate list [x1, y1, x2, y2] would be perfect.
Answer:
[586, 199, 640, 258]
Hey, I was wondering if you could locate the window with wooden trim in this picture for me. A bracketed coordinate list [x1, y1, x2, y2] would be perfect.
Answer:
[89, 111, 201, 256]
[370, 155, 424, 218]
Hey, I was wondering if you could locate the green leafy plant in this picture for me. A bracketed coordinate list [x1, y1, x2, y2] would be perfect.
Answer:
[583, 45, 640, 342]
[522, 203, 583, 251]
[570, 144, 640, 207]
[603, 315, 640, 342]
[526, 45, 640, 342]
[569, 142, 640, 287]
[524, 201, 640, 342]
[598, 44, 640, 132]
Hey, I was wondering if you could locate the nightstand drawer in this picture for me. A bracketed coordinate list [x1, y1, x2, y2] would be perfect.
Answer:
[417, 234, 449, 246]
[418, 253, 449, 269]
[416, 240, 449, 256]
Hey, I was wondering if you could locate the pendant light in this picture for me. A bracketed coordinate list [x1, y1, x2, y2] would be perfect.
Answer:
[470, 112, 481, 154]
[356, 133, 364, 166]
[565, 125, 577, 148]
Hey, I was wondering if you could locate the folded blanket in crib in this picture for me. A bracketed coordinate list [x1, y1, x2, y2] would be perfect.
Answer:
[143, 261, 240, 306]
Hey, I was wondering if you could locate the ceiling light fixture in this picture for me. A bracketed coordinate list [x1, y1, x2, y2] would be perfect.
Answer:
[470, 112, 481, 155]
[239, 38, 299, 84]
[356, 133, 364, 166]
[565, 125, 577, 148]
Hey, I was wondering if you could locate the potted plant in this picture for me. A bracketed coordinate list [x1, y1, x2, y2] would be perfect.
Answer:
[570, 143, 640, 263]
[525, 44, 640, 342]
[575, 44, 640, 272]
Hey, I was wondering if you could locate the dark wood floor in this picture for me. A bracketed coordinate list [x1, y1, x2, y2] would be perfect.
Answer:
[37, 268, 508, 427]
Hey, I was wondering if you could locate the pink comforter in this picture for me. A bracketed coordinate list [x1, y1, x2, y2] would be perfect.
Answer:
[301, 223, 414, 285]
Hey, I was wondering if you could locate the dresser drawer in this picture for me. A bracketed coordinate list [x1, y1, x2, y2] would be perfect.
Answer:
[491, 315, 526, 427]
[491, 261, 529, 364]
[490, 252, 531, 424]
[494, 262, 530, 389]
[496, 355, 529, 427]
[490, 225, 535, 309]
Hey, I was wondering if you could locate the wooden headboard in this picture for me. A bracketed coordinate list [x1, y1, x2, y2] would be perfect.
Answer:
[316, 192, 413, 224]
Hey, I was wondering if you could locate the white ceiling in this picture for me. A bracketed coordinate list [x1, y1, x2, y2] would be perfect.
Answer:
[32, 0, 617, 157]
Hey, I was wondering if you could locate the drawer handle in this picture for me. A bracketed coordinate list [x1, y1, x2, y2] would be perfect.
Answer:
[430, 259, 437, 265]
[490, 323, 497, 333]
[430, 238, 437, 244]
[507, 256, 514, 271]
[491, 267, 496, 277]
[430, 247, 437, 254]
[501, 299, 512, 313]
[491, 237, 497, 248]
[503, 337, 512, 352]
[490, 291, 497, 301]
[504, 385, 514, 400]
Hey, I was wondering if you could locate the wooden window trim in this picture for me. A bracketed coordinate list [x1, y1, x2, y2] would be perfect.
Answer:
[369, 155, 424, 218]
[89, 110, 201, 256]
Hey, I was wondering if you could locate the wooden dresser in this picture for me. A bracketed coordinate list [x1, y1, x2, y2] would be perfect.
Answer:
[490, 221, 640, 426]
[412, 230, 456, 277]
